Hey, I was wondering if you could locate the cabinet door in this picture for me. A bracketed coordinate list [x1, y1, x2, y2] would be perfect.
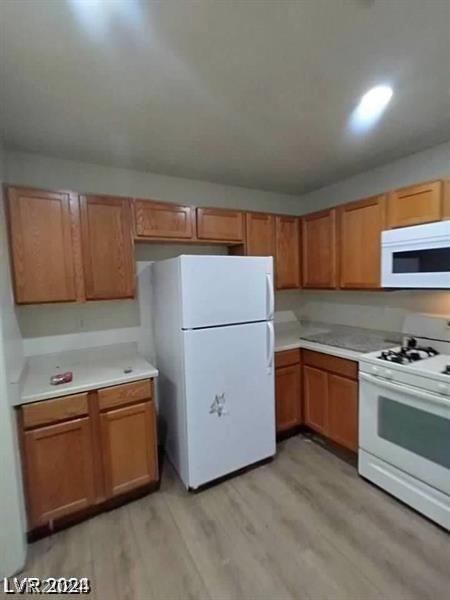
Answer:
[387, 180, 443, 228]
[302, 209, 337, 289]
[7, 187, 80, 304]
[328, 374, 358, 452]
[339, 195, 386, 289]
[443, 181, 450, 219]
[246, 212, 275, 256]
[23, 418, 95, 528]
[303, 366, 328, 435]
[275, 216, 300, 289]
[275, 364, 302, 432]
[134, 200, 194, 239]
[100, 401, 158, 498]
[196, 207, 244, 242]
[80, 195, 135, 300]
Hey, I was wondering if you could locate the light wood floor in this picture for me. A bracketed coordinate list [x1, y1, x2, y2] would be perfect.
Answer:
[20, 435, 450, 600]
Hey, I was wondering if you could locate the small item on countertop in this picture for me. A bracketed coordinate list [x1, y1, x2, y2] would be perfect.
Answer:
[50, 371, 73, 385]
[123, 367, 133, 374]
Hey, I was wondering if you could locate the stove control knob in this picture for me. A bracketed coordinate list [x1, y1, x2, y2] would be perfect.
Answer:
[437, 383, 449, 395]
[371, 366, 380, 375]
[384, 369, 393, 379]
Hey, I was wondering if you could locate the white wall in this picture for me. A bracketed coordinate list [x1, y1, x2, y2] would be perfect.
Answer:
[5, 151, 300, 356]
[274, 141, 450, 329]
[276, 289, 450, 333]
[5, 151, 302, 214]
[7, 143, 450, 355]
[297, 141, 450, 214]
[0, 145, 27, 576]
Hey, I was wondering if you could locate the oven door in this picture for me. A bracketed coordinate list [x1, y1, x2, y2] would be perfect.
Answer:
[359, 372, 450, 494]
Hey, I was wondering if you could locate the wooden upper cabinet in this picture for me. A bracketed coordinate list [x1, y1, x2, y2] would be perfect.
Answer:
[80, 195, 135, 300]
[196, 207, 244, 242]
[7, 187, 81, 304]
[100, 400, 158, 498]
[387, 180, 444, 229]
[302, 209, 337, 289]
[134, 200, 194, 240]
[246, 212, 275, 256]
[23, 417, 95, 528]
[443, 181, 450, 219]
[275, 216, 300, 289]
[339, 195, 386, 289]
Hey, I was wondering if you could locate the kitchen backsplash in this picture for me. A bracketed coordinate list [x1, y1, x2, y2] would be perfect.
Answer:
[18, 264, 450, 359]
[276, 289, 450, 333]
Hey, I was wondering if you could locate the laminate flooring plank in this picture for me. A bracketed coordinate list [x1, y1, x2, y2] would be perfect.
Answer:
[128, 488, 210, 600]
[16, 435, 450, 600]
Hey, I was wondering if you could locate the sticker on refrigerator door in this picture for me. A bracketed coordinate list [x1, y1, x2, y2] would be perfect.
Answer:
[210, 393, 228, 417]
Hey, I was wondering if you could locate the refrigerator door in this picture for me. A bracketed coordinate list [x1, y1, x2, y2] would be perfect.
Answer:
[183, 321, 275, 488]
[180, 255, 273, 329]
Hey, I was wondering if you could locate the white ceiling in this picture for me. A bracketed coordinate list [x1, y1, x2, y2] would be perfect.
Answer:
[1, 0, 449, 194]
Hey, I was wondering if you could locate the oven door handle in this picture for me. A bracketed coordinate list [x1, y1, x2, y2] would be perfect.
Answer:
[360, 372, 450, 408]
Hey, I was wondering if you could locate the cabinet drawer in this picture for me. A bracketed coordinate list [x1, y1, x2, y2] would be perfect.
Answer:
[275, 349, 301, 368]
[22, 393, 89, 429]
[98, 379, 152, 411]
[302, 350, 357, 380]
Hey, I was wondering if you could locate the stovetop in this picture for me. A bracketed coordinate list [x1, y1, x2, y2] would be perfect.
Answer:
[361, 336, 450, 378]
[359, 318, 450, 394]
[375, 337, 450, 373]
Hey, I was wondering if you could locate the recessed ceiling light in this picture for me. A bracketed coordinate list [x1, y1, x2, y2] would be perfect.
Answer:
[349, 84, 394, 133]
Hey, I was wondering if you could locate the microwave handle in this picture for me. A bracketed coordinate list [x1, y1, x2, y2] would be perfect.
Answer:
[360, 372, 450, 408]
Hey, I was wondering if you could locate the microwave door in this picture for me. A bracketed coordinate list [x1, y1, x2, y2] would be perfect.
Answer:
[382, 233, 450, 288]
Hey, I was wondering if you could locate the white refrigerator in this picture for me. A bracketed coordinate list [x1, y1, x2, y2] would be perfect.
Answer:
[152, 255, 276, 489]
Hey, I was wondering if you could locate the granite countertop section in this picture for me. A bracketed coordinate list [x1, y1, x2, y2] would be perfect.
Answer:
[275, 320, 400, 361]
[17, 343, 158, 406]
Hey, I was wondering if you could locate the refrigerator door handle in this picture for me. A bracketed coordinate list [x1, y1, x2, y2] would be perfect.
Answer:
[267, 321, 275, 374]
[266, 273, 274, 320]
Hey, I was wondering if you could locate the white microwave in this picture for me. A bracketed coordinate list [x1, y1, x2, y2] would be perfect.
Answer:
[381, 220, 450, 288]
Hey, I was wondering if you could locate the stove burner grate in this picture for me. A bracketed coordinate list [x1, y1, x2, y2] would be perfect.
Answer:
[378, 343, 439, 364]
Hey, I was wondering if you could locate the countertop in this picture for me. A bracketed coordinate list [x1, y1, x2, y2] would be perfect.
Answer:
[17, 322, 398, 405]
[17, 343, 158, 405]
[275, 320, 400, 361]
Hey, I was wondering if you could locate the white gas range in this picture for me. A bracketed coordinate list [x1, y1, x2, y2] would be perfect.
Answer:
[358, 315, 450, 531]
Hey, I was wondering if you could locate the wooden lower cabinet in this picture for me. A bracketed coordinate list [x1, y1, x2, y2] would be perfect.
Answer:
[100, 401, 158, 497]
[303, 352, 358, 452]
[275, 350, 302, 433]
[303, 366, 328, 435]
[19, 379, 158, 534]
[275, 364, 302, 432]
[328, 375, 358, 452]
[23, 417, 95, 528]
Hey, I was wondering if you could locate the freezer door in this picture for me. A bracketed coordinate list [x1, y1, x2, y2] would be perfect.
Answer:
[180, 255, 273, 329]
[183, 321, 275, 488]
